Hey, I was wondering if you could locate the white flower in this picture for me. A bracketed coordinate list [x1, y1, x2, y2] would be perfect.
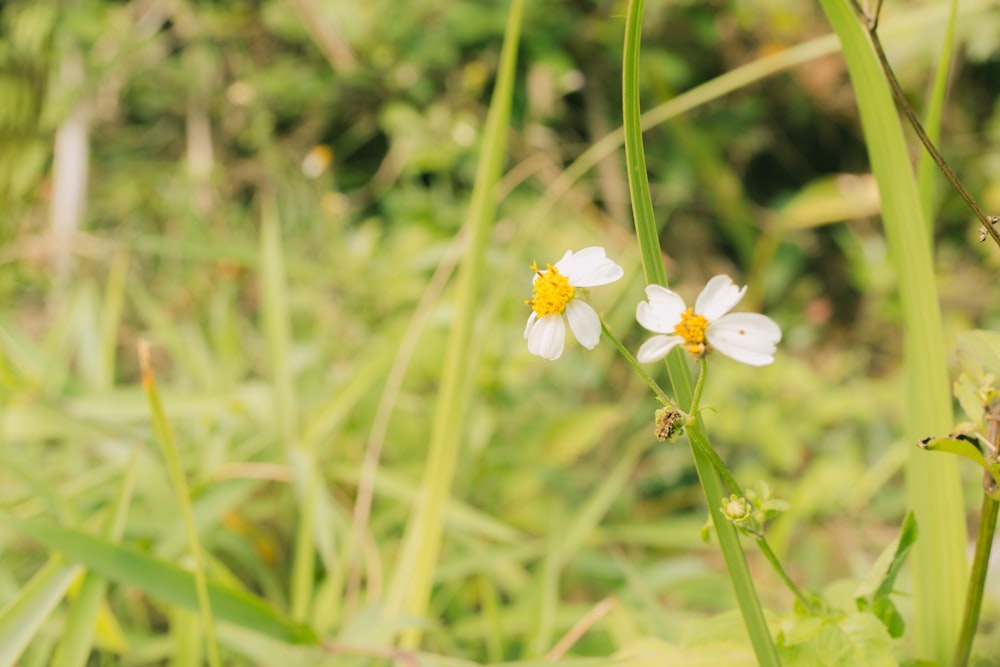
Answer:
[524, 247, 624, 360]
[635, 275, 781, 366]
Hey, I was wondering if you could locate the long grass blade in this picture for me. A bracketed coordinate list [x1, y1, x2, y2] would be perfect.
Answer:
[49, 451, 138, 667]
[3, 519, 318, 644]
[817, 1, 967, 661]
[383, 0, 524, 647]
[621, 0, 779, 663]
[0, 559, 80, 667]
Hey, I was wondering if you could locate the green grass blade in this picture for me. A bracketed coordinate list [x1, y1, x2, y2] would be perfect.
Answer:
[817, 1, 967, 662]
[97, 249, 130, 391]
[0, 559, 80, 667]
[3, 519, 318, 644]
[139, 345, 222, 666]
[917, 0, 960, 230]
[622, 0, 779, 663]
[621, 0, 665, 288]
[383, 0, 523, 647]
[50, 451, 138, 667]
[258, 197, 315, 623]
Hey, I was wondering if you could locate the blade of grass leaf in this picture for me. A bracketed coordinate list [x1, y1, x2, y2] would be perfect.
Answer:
[139, 342, 223, 667]
[382, 0, 523, 648]
[97, 249, 129, 391]
[2, 519, 318, 644]
[0, 559, 80, 667]
[621, 0, 780, 663]
[917, 0, 960, 232]
[258, 197, 315, 624]
[50, 450, 137, 667]
[817, 1, 967, 662]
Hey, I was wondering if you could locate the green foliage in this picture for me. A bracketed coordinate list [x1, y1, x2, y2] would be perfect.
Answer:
[2, 0, 1000, 664]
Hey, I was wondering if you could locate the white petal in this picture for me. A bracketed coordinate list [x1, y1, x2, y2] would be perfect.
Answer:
[635, 284, 687, 334]
[706, 313, 782, 366]
[636, 334, 684, 363]
[526, 314, 566, 360]
[695, 275, 747, 321]
[555, 246, 624, 287]
[524, 311, 538, 339]
[565, 300, 601, 349]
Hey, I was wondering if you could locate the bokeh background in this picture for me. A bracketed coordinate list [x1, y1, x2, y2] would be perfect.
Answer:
[3, 0, 1000, 662]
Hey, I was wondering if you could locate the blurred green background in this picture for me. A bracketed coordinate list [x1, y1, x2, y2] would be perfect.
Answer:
[3, 0, 1000, 663]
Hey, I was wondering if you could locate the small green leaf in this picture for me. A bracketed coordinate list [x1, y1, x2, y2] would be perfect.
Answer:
[919, 436, 999, 485]
[870, 597, 904, 639]
[957, 330, 1000, 381]
[954, 372, 987, 426]
[856, 511, 918, 601]
[854, 512, 917, 638]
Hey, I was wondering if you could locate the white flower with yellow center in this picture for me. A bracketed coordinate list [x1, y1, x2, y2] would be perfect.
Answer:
[636, 275, 781, 366]
[524, 247, 624, 360]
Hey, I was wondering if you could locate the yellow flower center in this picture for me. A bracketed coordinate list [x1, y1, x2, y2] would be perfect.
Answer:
[525, 262, 574, 316]
[674, 307, 708, 356]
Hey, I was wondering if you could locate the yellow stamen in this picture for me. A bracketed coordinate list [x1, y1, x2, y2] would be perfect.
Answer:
[525, 262, 574, 317]
[674, 307, 708, 357]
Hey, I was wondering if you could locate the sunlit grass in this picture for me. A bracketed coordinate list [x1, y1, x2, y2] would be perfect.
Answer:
[1, 0, 999, 664]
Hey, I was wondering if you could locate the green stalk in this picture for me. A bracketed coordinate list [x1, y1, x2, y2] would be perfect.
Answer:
[382, 0, 523, 647]
[756, 537, 815, 613]
[599, 319, 671, 405]
[139, 342, 222, 667]
[621, 0, 779, 663]
[818, 2, 967, 662]
[953, 495, 998, 666]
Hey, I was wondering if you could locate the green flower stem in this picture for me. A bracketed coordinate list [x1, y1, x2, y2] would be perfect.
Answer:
[622, 0, 779, 661]
[690, 359, 814, 612]
[599, 318, 671, 406]
[954, 407, 1000, 667]
[756, 535, 817, 613]
[953, 494, 999, 667]
[139, 342, 221, 667]
[686, 429, 742, 497]
[690, 357, 708, 416]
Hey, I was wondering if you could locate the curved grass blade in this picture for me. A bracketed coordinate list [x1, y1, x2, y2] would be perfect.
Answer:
[817, 1, 967, 661]
[3, 519, 318, 645]
[621, 0, 779, 663]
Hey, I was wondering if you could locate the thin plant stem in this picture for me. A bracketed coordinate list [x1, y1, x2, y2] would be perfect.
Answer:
[756, 536, 817, 613]
[138, 341, 222, 667]
[690, 357, 708, 415]
[599, 318, 671, 406]
[689, 359, 814, 612]
[847, 0, 1000, 249]
[953, 408, 1000, 667]
[953, 494, 999, 666]
[686, 423, 743, 497]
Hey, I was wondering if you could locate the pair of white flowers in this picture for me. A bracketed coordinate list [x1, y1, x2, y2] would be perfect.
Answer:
[523, 247, 781, 366]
